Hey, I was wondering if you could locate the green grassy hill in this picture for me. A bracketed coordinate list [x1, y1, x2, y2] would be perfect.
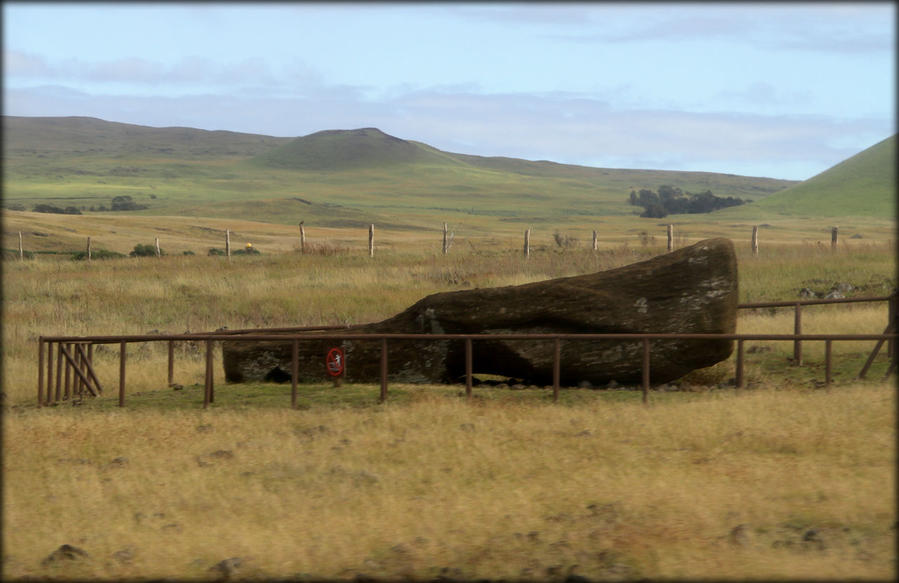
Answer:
[0, 115, 819, 233]
[718, 135, 896, 220]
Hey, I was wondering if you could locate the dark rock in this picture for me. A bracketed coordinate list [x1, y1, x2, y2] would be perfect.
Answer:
[209, 557, 242, 580]
[112, 546, 135, 564]
[41, 544, 89, 566]
[728, 524, 751, 546]
[223, 238, 738, 386]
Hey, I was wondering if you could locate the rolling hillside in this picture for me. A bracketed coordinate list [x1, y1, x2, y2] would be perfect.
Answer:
[10, 115, 884, 235]
[718, 135, 896, 219]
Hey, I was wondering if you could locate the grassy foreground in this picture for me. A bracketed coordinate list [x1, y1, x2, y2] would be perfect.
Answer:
[3, 384, 895, 580]
[2, 231, 896, 581]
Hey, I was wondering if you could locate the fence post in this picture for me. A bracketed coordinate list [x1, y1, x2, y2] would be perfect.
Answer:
[37, 338, 44, 406]
[831, 226, 838, 251]
[299, 222, 306, 254]
[369, 224, 375, 258]
[205, 340, 215, 405]
[667, 225, 674, 252]
[735, 339, 745, 388]
[87, 237, 92, 262]
[793, 303, 803, 366]
[465, 338, 473, 398]
[642, 338, 650, 404]
[225, 229, 231, 260]
[46, 341, 54, 406]
[442, 222, 449, 255]
[824, 340, 833, 386]
[18, 231, 24, 261]
[751, 226, 759, 256]
[889, 291, 896, 363]
[62, 344, 70, 401]
[523, 229, 530, 258]
[592, 229, 598, 251]
[154, 237, 161, 257]
[55, 343, 63, 403]
[291, 339, 299, 409]
[552, 338, 561, 402]
[119, 340, 126, 407]
[379, 338, 388, 402]
[167, 340, 175, 387]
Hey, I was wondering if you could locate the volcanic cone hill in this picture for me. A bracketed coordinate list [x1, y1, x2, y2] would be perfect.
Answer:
[720, 134, 896, 218]
[250, 127, 459, 171]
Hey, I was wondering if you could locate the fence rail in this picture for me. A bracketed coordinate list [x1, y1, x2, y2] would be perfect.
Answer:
[36, 293, 898, 409]
[37, 332, 896, 409]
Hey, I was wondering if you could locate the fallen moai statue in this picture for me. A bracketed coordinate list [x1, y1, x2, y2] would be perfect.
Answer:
[222, 237, 738, 386]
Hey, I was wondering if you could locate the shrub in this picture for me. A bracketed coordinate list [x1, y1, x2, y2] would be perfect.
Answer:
[130, 243, 163, 257]
[32, 204, 82, 215]
[111, 195, 148, 211]
[72, 249, 127, 261]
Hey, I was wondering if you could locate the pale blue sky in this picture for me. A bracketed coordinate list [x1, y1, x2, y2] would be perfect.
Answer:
[4, 2, 895, 180]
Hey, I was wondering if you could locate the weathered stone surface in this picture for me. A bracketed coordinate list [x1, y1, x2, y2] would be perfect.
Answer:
[223, 238, 738, 386]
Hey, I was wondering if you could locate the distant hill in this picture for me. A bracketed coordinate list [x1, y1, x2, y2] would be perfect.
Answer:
[723, 135, 896, 218]
[251, 127, 456, 170]
[2, 115, 291, 159]
[3, 116, 801, 229]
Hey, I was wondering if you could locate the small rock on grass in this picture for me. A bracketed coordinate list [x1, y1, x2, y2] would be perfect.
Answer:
[41, 544, 89, 566]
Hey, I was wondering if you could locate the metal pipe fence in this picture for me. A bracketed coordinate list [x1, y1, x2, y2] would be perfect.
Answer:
[37, 330, 896, 409]
[36, 293, 897, 409]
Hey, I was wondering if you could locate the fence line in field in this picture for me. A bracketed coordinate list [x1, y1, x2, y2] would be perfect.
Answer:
[11, 224, 849, 260]
[36, 292, 897, 409]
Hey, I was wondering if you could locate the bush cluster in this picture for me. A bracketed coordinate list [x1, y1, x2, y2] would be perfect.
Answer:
[32, 204, 82, 215]
[628, 185, 746, 218]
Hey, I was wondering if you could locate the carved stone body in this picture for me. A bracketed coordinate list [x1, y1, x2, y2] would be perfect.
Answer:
[223, 238, 738, 386]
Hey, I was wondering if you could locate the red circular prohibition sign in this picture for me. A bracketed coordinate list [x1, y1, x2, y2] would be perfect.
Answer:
[326, 347, 345, 377]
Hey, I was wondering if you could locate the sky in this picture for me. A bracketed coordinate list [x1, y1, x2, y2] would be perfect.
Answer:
[3, 2, 896, 181]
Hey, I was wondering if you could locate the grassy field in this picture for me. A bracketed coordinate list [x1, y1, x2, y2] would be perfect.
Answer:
[2, 228, 896, 580]
[2, 116, 896, 580]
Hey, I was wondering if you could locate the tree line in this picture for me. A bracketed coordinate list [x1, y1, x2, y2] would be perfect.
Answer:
[629, 185, 747, 218]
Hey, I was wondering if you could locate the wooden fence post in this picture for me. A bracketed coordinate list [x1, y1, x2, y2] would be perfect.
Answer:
[18, 231, 24, 261]
[369, 224, 375, 258]
[442, 222, 449, 255]
[523, 229, 530, 258]
[225, 229, 231, 260]
[751, 225, 759, 256]
[831, 226, 838, 251]
[154, 237, 161, 258]
[667, 224, 674, 252]
[592, 229, 598, 251]
[299, 222, 306, 254]
[87, 237, 92, 262]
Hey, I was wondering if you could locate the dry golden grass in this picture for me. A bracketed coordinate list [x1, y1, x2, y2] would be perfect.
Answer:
[3, 384, 894, 580]
[2, 218, 895, 580]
